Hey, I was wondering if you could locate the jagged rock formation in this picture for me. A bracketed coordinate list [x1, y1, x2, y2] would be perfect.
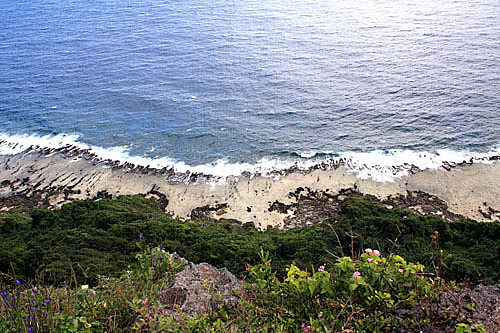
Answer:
[160, 262, 244, 317]
[393, 284, 500, 332]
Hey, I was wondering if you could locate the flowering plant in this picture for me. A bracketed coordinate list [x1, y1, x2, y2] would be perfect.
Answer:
[232, 249, 436, 332]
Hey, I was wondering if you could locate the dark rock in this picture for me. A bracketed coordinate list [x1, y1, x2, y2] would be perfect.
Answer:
[384, 190, 464, 222]
[268, 200, 289, 214]
[190, 203, 229, 220]
[391, 284, 500, 332]
[147, 185, 169, 210]
[276, 187, 360, 229]
[94, 190, 113, 200]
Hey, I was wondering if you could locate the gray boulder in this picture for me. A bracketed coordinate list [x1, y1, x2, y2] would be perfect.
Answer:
[160, 262, 244, 317]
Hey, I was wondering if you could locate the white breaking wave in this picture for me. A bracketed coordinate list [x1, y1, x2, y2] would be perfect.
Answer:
[337, 149, 499, 182]
[0, 132, 499, 183]
[0, 133, 85, 155]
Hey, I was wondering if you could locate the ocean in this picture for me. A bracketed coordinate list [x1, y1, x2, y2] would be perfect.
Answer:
[1, 0, 499, 181]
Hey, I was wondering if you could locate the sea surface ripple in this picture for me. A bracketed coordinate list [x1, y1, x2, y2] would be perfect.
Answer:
[0, 0, 499, 179]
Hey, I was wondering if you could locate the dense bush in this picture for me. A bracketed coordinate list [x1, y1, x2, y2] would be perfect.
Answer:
[0, 246, 485, 332]
[0, 195, 499, 286]
[0, 240, 186, 332]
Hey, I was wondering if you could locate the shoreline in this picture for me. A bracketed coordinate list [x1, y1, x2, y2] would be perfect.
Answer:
[1, 150, 499, 229]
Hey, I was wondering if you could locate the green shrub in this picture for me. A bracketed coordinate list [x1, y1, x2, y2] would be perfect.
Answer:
[1, 195, 499, 287]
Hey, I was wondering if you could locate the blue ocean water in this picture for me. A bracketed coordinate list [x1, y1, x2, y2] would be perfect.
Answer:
[1, 0, 499, 178]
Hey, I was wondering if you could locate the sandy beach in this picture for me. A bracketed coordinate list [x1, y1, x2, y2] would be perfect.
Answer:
[1, 150, 499, 229]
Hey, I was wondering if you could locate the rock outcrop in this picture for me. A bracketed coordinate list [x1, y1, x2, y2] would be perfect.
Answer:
[392, 284, 500, 332]
[160, 262, 244, 318]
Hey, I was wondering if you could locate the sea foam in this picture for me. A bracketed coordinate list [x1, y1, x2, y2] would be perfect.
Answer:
[0, 132, 499, 183]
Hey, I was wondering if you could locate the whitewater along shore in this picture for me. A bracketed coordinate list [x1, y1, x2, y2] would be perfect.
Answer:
[0, 148, 499, 229]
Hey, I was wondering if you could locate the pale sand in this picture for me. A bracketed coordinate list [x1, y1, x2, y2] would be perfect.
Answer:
[0, 152, 499, 229]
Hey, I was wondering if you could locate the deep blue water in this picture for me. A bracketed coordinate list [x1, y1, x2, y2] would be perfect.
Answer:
[1, 0, 499, 175]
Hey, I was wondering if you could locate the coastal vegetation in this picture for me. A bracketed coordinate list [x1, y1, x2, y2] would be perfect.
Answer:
[1, 195, 499, 286]
[0, 195, 498, 331]
[0, 240, 487, 332]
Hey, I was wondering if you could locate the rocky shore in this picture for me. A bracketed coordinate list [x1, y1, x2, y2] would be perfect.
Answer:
[1, 145, 500, 229]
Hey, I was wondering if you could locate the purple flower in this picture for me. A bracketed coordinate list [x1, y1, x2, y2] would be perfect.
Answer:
[32, 289, 37, 294]
[29, 328, 33, 333]
[30, 307, 35, 312]
[45, 299, 50, 304]
[139, 233, 144, 239]
[1, 291, 7, 298]
[37, 305, 40, 309]
[64, 281, 69, 286]
[158, 244, 162, 249]
[17, 291, 21, 296]
[16, 280, 21, 286]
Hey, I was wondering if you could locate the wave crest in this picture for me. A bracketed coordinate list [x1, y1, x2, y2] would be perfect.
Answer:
[1, 132, 499, 183]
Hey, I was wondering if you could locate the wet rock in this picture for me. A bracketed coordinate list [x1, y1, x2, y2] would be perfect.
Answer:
[160, 262, 244, 317]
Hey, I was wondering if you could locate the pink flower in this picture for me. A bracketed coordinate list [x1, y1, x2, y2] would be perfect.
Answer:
[265, 262, 270, 266]
[301, 323, 309, 332]
[245, 266, 250, 271]
[141, 299, 147, 305]
[367, 258, 373, 262]
[318, 264, 325, 272]
[399, 268, 404, 273]
[365, 248, 373, 254]
[373, 250, 381, 257]
[353, 271, 361, 278]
